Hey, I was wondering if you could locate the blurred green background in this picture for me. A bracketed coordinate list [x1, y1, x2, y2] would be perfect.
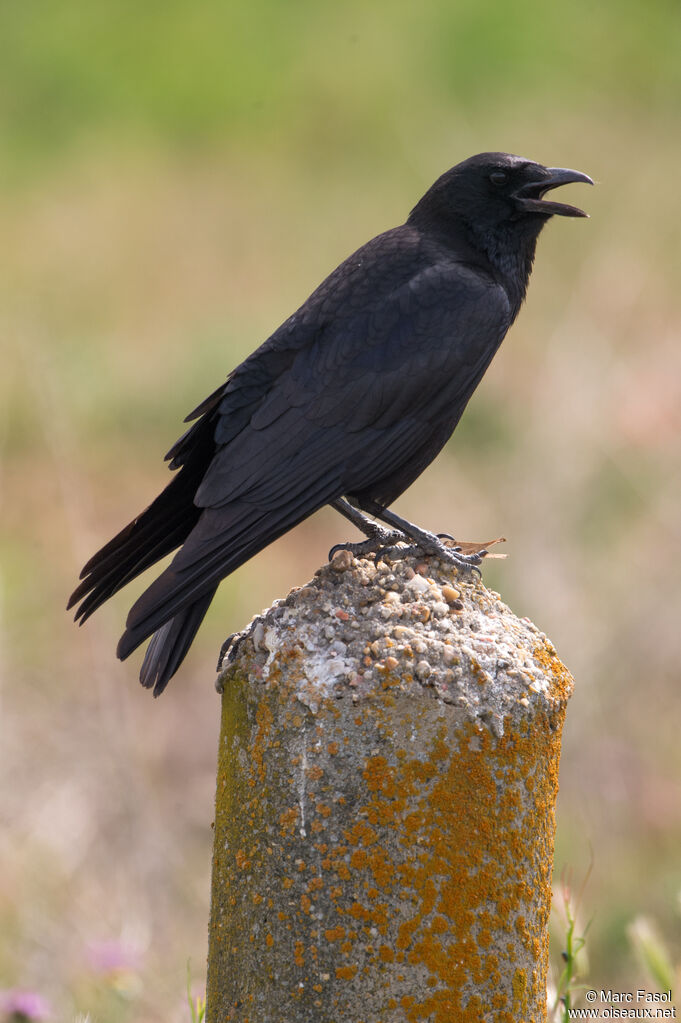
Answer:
[2, 1, 680, 1018]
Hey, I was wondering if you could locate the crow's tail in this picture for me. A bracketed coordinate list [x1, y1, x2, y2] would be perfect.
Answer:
[136, 586, 218, 697]
[115, 474, 338, 693]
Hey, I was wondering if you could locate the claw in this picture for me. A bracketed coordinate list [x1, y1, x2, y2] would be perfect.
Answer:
[216, 612, 268, 690]
[330, 536, 396, 561]
[217, 633, 236, 672]
[437, 547, 484, 571]
[384, 539, 482, 573]
[328, 522, 408, 563]
[378, 542, 425, 563]
[374, 542, 410, 564]
[415, 536, 484, 571]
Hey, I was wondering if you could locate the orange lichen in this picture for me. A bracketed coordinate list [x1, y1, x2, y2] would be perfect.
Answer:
[335, 965, 358, 980]
[532, 643, 575, 704]
[513, 967, 529, 1018]
[347, 902, 369, 921]
[234, 849, 250, 870]
[349, 847, 367, 870]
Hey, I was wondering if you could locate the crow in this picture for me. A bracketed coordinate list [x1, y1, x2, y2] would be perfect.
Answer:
[68, 152, 592, 695]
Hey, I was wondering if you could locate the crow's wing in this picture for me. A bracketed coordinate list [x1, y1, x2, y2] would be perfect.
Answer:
[195, 257, 509, 509]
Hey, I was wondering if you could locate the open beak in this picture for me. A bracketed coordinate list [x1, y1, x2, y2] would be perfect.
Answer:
[515, 167, 594, 218]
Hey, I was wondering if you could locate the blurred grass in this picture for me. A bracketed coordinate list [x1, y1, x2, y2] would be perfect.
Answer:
[2, 0, 681, 165]
[2, 1, 681, 1018]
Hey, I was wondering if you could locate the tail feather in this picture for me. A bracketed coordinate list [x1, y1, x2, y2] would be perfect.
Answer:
[78, 494, 190, 582]
[137, 587, 218, 697]
[71, 510, 194, 623]
[68, 469, 202, 622]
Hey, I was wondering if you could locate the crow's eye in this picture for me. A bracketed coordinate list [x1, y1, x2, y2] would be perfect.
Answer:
[489, 171, 508, 186]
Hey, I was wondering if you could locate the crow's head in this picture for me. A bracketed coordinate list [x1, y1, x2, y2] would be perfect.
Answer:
[410, 152, 593, 239]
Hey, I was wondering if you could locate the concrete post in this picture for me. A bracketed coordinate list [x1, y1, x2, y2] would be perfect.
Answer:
[206, 551, 573, 1023]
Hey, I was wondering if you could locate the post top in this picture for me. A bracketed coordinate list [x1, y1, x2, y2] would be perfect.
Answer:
[219, 551, 573, 735]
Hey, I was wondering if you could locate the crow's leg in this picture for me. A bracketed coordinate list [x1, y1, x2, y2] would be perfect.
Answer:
[364, 502, 486, 570]
[328, 497, 407, 560]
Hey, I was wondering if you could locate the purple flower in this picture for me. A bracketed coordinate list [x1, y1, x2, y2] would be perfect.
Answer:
[0, 989, 51, 1021]
[85, 940, 141, 975]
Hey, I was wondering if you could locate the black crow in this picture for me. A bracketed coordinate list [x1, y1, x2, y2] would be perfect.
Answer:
[68, 152, 592, 694]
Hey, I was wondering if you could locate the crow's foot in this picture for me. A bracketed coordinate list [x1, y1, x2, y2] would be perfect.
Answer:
[371, 538, 485, 574]
[330, 533, 484, 574]
[414, 535, 485, 571]
[368, 505, 486, 573]
[215, 614, 267, 692]
[366, 539, 474, 569]
[328, 521, 407, 562]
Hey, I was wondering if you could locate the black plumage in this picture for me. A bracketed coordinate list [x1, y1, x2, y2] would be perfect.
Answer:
[68, 152, 592, 694]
